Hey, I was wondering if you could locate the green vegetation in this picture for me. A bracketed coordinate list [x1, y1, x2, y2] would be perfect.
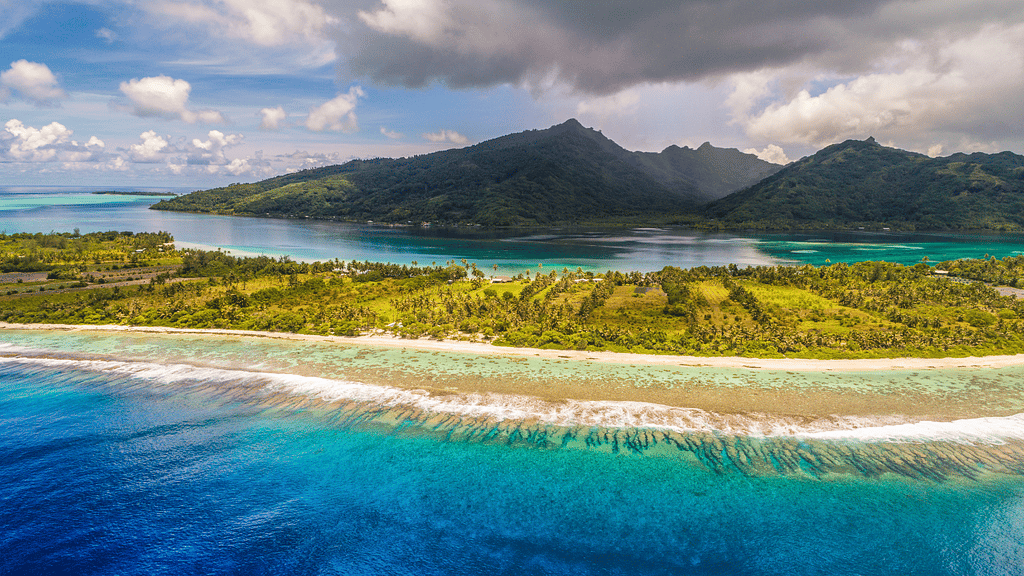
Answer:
[1, 230, 175, 273]
[152, 119, 779, 227]
[701, 138, 1024, 231]
[7, 232, 1024, 359]
[937, 255, 1024, 287]
[152, 125, 1024, 233]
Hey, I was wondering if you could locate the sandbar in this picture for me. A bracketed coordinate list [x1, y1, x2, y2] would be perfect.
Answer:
[5, 322, 1024, 431]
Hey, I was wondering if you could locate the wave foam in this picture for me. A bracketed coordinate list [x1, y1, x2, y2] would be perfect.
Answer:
[3, 348, 1022, 443]
[801, 414, 1024, 444]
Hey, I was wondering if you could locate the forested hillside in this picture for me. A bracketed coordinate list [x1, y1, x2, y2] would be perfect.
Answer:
[153, 120, 779, 227]
[702, 138, 1024, 230]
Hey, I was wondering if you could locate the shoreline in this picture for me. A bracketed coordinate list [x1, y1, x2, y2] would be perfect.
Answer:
[5, 321, 1024, 372]
[5, 321, 1024, 431]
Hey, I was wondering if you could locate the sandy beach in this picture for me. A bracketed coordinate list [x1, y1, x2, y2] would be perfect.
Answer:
[4, 321, 1024, 439]
[4, 321, 1024, 372]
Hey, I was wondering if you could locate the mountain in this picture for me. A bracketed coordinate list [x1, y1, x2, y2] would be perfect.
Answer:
[152, 119, 780, 227]
[702, 138, 1024, 231]
[633, 142, 782, 203]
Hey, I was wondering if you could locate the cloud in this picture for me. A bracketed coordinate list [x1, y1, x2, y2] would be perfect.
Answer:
[0, 60, 67, 106]
[224, 157, 253, 175]
[277, 149, 349, 169]
[1, 119, 107, 163]
[119, 75, 225, 124]
[333, 0, 1024, 153]
[743, 144, 791, 165]
[260, 106, 287, 130]
[187, 130, 244, 165]
[380, 126, 403, 139]
[341, 0, 1024, 94]
[422, 129, 469, 145]
[147, 0, 336, 47]
[575, 90, 641, 120]
[2, 119, 71, 162]
[128, 130, 172, 163]
[96, 28, 117, 43]
[731, 22, 1024, 152]
[0, 116, 280, 179]
[305, 86, 364, 132]
[0, 1, 36, 40]
[341, 0, 903, 93]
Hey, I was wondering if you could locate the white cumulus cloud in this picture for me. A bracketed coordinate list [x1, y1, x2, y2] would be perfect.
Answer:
[260, 106, 287, 130]
[1, 119, 109, 164]
[305, 86, 364, 132]
[2, 119, 72, 162]
[0, 60, 66, 106]
[187, 130, 244, 165]
[743, 144, 791, 165]
[119, 75, 225, 124]
[730, 22, 1024, 153]
[277, 149, 348, 170]
[224, 157, 252, 175]
[128, 130, 172, 163]
[358, 0, 454, 45]
[422, 129, 469, 145]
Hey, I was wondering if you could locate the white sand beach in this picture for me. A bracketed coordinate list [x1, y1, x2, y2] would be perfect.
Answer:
[4, 321, 1023, 372]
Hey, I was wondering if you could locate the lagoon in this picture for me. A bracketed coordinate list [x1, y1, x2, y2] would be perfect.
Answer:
[3, 187, 1024, 274]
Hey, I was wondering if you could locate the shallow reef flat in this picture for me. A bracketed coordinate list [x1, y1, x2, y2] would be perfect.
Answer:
[3, 326, 1024, 483]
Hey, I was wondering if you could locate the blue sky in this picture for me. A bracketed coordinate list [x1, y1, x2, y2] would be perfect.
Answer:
[2, 0, 1022, 187]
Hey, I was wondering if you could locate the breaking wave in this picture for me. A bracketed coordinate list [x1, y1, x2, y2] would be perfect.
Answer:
[3, 344, 1021, 444]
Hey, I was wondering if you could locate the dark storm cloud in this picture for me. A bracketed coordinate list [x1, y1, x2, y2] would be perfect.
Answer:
[329, 0, 1024, 94]
[331, 0, 902, 93]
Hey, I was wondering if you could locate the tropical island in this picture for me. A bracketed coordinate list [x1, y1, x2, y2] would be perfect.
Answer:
[150, 119, 1024, 232]
[4, 230, 1024, 360]
[150, 119, 783, 227]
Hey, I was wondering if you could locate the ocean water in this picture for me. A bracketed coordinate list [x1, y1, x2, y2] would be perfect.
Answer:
[5, 186, 1024, 573]
[3, 188, 1024, 272]
[2, 331, 1024, 574]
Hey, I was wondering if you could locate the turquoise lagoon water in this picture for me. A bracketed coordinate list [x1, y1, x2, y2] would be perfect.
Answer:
[3, 187, 1024, 273]
[2, 330, 1024, 574]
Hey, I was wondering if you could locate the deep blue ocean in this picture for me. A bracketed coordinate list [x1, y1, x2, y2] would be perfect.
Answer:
[2, 355, 1023, 575]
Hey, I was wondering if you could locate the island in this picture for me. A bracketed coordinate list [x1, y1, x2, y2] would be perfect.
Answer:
[148, 119, 1024, 232]
[4, 230, 1024, 360]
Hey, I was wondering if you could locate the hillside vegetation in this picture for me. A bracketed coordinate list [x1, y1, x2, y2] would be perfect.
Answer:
[702, 138, 1024, 231]
[153, 120, 779, 227]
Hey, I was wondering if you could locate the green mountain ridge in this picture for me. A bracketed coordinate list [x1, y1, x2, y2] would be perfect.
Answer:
[702, 138, 1024, 231]
[152, 119, 780, 227]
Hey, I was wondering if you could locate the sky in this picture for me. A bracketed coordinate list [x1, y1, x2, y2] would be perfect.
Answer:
[1, 0, 1022, 188]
